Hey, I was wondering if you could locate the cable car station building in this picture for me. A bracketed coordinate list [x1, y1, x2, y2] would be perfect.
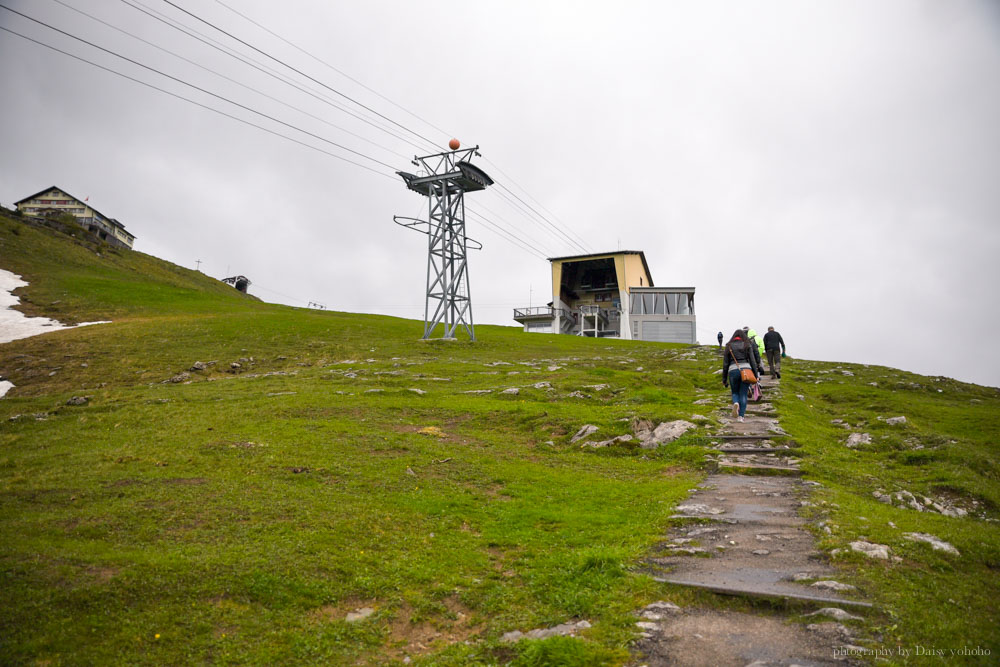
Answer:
[513, 251, 696, 343]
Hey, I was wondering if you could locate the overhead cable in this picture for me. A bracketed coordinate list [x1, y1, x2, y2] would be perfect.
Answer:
[163, 0, 591, 256]
[161, 0, 440, 152]
[211, 0, 455, 143]
[118, 0, 427, 152]
[0, 25, 396, 180]
[49, 0, 410, 161]
[0, 3, 398, 172]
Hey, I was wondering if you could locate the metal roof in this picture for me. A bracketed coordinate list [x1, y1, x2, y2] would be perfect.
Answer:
[630, 286, 696, 292]
[547, 250, 653, 287]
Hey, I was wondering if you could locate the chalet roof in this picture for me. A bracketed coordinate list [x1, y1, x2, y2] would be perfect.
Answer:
[15, 185, 134, 240]
[547, 250, 653, 287]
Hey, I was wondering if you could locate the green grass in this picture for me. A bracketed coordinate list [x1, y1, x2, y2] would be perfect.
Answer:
[2, 211, 998, 665]
[778, 358, 1000, 659]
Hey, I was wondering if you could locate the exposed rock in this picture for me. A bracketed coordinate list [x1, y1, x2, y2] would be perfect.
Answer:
[904, 532, 960, 556]
[567, 391, 590, 399]
[533, 382, 552, 389]
[807, 622, 853, 640]
[807, 608, 863, 622]
[230, 362, 241, 370]
[485, 361, 512, 367]
[693, 398, 715, 405]
[872, 490, 892, 504]
[66, 396, 89, 406]
[690, 414, 708, 421]
[500, 620, 591, 643]
[547, 365, 563, 371]
[407, 388, 426, 395]
[463, 389, 492, 394]
[885, 416, 907, 425]
[169, 372, 191, 383]
[752, 549, 770, 556]
[501, 387, 520, 395]
[845, 433, 871, 448]
[583, 434, 633, 449]
[810, 580, 856, 592]
[364, 388, 384, 394]
[190, 361, 207, 371]
[676, 503, 725, 516]
[638, 420, 696, 449]
[643, 601, 681, 613]
[571, 424, 599, 443]
[584, 383, 609, 391]
[849, 541, 890, 560]
[345, 607, 375, 622]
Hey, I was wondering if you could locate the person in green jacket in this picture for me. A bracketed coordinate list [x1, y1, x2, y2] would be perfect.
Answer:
[744, 327, 766, 362]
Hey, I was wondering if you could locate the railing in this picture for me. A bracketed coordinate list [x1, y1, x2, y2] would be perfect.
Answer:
[578, 305, 609, 321]
[513, 307, 566, 319]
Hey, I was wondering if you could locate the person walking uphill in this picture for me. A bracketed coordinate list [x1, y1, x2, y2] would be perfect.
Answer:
[722, 329, 763, 422]
[763, 326, 786, 378]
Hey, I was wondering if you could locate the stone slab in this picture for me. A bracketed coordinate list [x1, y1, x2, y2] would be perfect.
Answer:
[656, 576, 872, 608]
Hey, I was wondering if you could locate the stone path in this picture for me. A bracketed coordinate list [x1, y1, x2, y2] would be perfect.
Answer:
[632, 377, 869, 666]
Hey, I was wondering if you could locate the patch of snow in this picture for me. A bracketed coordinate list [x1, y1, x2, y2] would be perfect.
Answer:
[1, 268, 110, 345]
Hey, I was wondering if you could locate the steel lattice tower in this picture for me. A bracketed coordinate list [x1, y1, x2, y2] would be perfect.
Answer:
[395, 145, 493, 341]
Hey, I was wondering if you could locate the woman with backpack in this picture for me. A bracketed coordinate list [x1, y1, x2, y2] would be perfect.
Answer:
[722, 329, 763, 422]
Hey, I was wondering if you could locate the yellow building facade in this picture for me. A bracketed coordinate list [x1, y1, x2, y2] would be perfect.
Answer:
[15, 186, 135, 249]
[514, 250, 696, 343]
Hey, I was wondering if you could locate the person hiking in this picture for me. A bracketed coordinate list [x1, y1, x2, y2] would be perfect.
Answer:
[722, 329, 762, 422]
[763, 326, 786, 378]
[717, 331, 724, 348]
[746, 327, 766, 362]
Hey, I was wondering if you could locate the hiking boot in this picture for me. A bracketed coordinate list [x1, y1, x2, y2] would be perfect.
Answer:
[731, 403, 739, 418]
[776, 371, 781, 379]
[738, 416, 745, 423]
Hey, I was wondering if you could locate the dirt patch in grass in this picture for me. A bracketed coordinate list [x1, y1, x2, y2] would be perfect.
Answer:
[386, 597, 482, 660]
[85, 566, 119, 583]
[161, 477, 207, 485]
[106, 478, 144, 488]
[308, 598, 379, 623]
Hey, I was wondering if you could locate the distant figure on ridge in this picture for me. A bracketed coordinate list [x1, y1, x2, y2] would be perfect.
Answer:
[717, 331, 724, 348]
[763, 326, 786, 379]
[722, 329, 762, 423]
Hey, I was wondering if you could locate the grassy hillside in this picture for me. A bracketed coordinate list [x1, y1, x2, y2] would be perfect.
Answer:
[1, 211, 998, 665]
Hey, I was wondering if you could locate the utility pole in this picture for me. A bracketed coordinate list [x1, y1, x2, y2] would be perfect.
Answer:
[394, 141, 493, 341]
[195, 259, 202, 272]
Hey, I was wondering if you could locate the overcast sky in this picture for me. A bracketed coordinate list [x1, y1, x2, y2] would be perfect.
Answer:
[2, 0, 999, 386]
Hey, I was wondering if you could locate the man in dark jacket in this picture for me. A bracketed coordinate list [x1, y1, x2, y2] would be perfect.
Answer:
[763, 327, 786, 379]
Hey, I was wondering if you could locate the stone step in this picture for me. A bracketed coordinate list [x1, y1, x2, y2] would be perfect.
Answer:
[709, 434, 774, 441]
[716, 461, 801, 475]
[654, 576, 873, 609]
[715, 447, 793, 454]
